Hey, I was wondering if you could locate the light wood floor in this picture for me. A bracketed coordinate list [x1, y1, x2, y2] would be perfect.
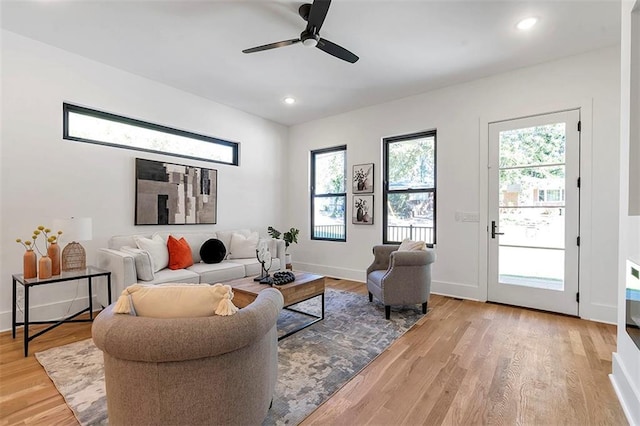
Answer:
[0, 279, 627, 425]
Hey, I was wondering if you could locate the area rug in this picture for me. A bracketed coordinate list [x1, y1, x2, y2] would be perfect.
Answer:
[35, 288, 424, 426]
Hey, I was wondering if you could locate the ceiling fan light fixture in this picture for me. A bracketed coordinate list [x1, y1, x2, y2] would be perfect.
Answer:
[516, 17, 538, 31]
[302, 37, 318, 48]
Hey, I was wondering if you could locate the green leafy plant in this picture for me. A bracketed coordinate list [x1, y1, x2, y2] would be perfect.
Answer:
[267, 226, 299, 252]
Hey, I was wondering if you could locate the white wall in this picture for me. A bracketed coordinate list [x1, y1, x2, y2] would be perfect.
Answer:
[0, 30, 289, 331]
[289, 46, 621, 324]
[611, 2, 640, 424]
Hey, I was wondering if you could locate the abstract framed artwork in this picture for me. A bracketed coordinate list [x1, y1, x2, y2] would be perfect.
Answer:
[135, 158, 217, 225]
[353, 195, 374, 225]
[353, 163, 374, 194]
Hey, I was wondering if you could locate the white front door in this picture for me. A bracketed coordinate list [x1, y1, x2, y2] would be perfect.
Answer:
[488, 110, 580, 315]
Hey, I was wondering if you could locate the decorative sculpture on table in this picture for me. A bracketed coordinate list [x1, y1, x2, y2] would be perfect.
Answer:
[254, 242, 273, 285]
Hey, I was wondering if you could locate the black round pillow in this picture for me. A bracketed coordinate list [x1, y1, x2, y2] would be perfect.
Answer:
[200, 238, 226, 264]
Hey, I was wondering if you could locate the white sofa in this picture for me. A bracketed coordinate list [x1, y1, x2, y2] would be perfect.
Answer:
[95, 229, 285, 308]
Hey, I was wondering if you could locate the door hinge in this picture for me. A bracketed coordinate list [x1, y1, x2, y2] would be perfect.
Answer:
[577, 121, 582, 132]
[577, 236, 581, 246]
[576, 292, 580, 303]
[577, 177, 581, 188]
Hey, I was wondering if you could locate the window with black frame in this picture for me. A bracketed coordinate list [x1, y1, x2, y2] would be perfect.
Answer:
[63, 103, 238, 166]
[311, 146, 347, 241]
[383, 130, 436, 245]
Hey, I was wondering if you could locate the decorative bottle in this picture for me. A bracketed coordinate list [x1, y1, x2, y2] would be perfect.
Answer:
[39, 255, 52, 280]
[48, 242, 61, 275]
[23, 250, 37, 279]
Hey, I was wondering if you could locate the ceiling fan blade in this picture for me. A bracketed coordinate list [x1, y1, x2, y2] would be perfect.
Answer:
[242, 38, 301, 54]
[307, 0, 331, 33]
[317, 38, 359, 63]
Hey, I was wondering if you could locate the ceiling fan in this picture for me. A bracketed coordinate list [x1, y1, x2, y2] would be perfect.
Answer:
[242, 0, 359, 63]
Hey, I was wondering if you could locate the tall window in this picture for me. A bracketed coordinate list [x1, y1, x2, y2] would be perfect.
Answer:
[311, 146, 347, 241]
[63, 103, 239, 165]
[383, 130, 436, 245]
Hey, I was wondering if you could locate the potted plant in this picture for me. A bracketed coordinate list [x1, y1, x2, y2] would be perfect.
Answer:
[267, 226, 299, 269]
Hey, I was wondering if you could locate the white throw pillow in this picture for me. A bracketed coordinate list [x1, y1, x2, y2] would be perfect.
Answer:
[121, 246, 155, 281]
[398, 238, 427, 251]
[216, 229, 251, 258]
[134, 234, 169, 272]
[113, 283, 238, 318]
[229, 232, 259, 259]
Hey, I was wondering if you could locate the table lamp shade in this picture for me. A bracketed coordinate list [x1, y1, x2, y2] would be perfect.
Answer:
[53, 218, 92, 271]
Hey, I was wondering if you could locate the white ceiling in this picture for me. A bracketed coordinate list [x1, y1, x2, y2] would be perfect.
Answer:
[1, 1, 621, 126]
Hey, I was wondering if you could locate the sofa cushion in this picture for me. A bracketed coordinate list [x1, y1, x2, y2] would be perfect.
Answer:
[134, 234, 169, 272]
[216, 229, 251, 258]
[145, 268, 200, 285]
[120, 246, 155, 281]
[113, 283, 238, 318]
[168, 236, 194, 270]
[188, 261, 245, 283]
[229, 232, 259, 259]
[230, 257, 282, 276]
[200, 238, 227, 264]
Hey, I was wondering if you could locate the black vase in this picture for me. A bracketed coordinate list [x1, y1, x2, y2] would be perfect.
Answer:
[356, 207, 364, 221]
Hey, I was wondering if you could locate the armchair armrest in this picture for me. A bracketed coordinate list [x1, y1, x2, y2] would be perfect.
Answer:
[95, 248, 137, 308]
[366, 244, 400, 275]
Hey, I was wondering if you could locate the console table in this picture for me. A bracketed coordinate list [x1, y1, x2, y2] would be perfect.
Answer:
[12, 266, 111, 356]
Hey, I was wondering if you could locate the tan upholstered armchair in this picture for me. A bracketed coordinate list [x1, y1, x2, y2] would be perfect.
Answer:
[366, 244, 436, 319]
[92, 288, 284, 426]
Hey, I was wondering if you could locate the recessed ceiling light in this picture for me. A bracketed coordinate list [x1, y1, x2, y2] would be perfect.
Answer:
[283, 97, 296, 105]
[516, 17, 538, 31]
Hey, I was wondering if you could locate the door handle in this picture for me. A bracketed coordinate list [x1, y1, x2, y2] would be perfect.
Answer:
[491, 221, 504, 239]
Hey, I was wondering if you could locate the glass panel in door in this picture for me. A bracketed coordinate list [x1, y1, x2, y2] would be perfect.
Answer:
[487, 110, 579, 316]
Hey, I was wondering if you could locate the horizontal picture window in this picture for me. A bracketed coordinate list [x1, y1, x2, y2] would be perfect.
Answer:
[63, 103, 238, 165]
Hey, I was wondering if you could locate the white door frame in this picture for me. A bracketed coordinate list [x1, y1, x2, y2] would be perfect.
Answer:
[478, 99, 594, 318]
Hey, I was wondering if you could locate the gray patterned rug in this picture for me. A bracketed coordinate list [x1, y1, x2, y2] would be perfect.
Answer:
[36, 288, 424, 426]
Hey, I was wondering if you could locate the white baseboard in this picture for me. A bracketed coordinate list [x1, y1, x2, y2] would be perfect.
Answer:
[0, 295, 100, 333]
[580, 302, 617, 325]
[293, 264, 484, 301]
[432, 280, 481, 300]
[611, 352, 640, 426]
[293, 262, 364, 282]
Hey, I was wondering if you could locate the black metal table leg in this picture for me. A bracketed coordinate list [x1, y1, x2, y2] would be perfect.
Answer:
[107, 274, 112, 305]
[88, 277, 93, 320]
[278, 293, 326, 341]
[24, 285, 29, 357]
[12, 277, 16, 339]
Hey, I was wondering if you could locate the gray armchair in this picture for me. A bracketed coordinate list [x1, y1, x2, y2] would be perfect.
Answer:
[92, 288, 284, 426]
[366, 244, 436, 319]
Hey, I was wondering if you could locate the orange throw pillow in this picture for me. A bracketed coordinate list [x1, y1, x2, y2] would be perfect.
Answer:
[167, 236, 194, 270]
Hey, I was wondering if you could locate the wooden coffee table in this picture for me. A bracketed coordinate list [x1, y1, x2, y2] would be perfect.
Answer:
[227, 272, 325, 340]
